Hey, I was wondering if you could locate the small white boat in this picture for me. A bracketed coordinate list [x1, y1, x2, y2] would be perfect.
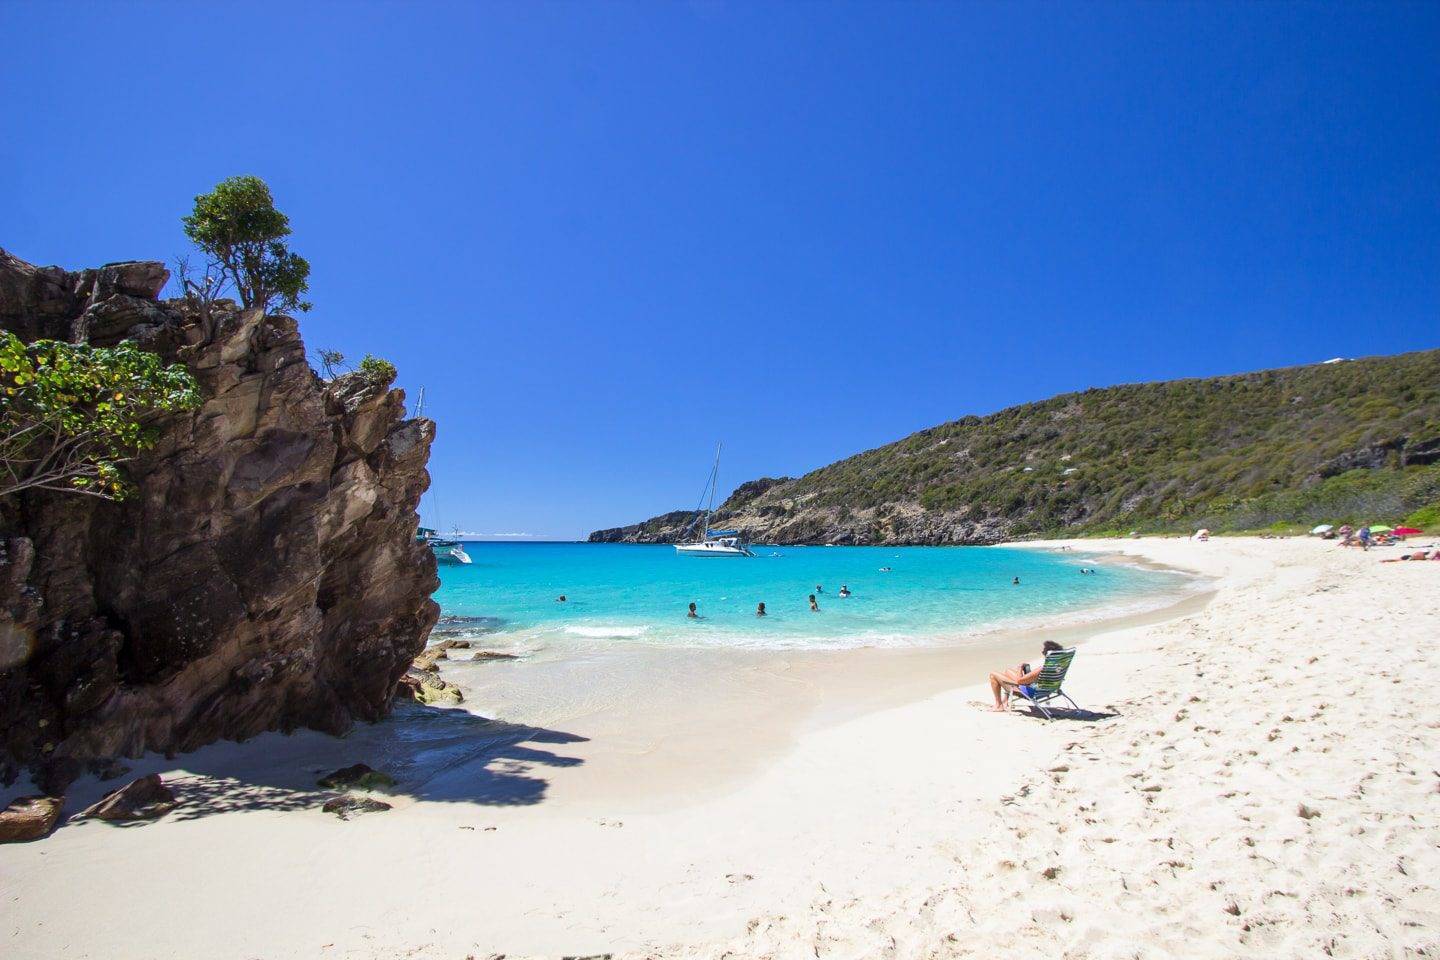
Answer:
[412, 388, 473, 566]
[675, 444, 753, 558]
[418, 527, 472, 565]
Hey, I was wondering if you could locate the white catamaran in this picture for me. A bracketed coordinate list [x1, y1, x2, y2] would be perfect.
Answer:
[675, 444, 754, 557]
[413, 386, 472, 565]
[417, 526, 472, 565]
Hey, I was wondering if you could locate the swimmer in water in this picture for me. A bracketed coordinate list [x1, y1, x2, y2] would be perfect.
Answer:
[555, 595, 567, 602]
[815, 584, 824, 594]
[756, 602, 767, 617]
[879, 566, 891, 572]
[809, 593, 820, 612]
[1012, 577, 1020, 585]
[838, 585, 851, 598]
[687, 602, 698, 619]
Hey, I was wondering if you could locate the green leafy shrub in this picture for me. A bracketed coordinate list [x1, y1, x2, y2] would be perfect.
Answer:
[1, 332, 201, 500]
[1403, 501, 1440, 531]
[358, 354, 397, 386]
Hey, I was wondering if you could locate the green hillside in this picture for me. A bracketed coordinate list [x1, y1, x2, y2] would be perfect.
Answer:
[787, 349, 1440, 534]
[592, 349, 1440, 544]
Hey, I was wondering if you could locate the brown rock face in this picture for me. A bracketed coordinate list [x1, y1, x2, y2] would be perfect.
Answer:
[0, 249, 440, 788]
[0, 795, 63, 842]
[79, 773, 176, 821]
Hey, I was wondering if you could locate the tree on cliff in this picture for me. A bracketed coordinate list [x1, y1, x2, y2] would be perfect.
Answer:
[0, 332, 200, 500]
[182, 175, 312, 315]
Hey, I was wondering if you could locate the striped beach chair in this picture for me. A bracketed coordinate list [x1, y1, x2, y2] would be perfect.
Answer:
[1012, 647, 1080, 720]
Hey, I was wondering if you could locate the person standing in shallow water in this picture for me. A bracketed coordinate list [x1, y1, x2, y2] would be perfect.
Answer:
[809, 594, 820, 612]
[756, 602, 767, 617]
[687, 602, 698, 619]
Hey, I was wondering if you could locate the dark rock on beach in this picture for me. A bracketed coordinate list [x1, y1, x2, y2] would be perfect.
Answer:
[317, 763, 396, 791]
[0, 795, 63, 842]
[79, 773, 176, 822]
[322, 795, 392, 820]
[0, 249, 440, 786]
[395, 670, 464, 706]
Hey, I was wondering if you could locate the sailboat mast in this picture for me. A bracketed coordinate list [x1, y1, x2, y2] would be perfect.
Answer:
[704, 442, 722, 538]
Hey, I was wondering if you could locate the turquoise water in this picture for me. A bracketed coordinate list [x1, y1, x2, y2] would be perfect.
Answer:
[432, 543, 1193, 651]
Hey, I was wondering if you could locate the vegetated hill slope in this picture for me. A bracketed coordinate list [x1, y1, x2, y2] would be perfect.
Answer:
[589, 349, 1440, 545]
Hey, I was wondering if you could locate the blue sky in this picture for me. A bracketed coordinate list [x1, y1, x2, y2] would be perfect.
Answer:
[3, 1, 1437, 539]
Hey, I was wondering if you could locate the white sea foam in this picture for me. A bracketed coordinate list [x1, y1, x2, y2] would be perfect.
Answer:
[563, 625, 650, 639]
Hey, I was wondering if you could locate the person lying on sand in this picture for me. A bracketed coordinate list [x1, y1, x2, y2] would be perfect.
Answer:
[1380, 551, 1432, 562]
[989, 640, 1063, 711]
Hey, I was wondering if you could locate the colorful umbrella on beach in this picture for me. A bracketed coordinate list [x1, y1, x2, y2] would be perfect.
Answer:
[1369, 525, 1394, 533]
[1393, 526, 1423, 536]
[1310, 524, 1333, 534]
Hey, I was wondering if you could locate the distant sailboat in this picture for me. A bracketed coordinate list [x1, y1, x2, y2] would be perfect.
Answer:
[413, 386, 472, 565]
[675, 444, 753, 557]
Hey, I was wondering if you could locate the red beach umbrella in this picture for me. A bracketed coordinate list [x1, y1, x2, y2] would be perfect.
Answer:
[1393, 526, 1423, 536]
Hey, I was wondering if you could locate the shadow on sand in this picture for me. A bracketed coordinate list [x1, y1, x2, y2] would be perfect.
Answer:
[1016, 705, 1119, 723]
[48, 703, 589, 827]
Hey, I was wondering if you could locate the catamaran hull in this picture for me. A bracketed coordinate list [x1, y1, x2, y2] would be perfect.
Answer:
[432, 544, 472, 565]
[675, 542, 753, 557]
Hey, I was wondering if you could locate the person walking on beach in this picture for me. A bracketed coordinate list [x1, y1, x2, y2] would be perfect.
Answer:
[687, 602, 698, 619]
[809, 593, 820, 612]
[988, 640, 1063, 711]
[756, 602, 767, 617]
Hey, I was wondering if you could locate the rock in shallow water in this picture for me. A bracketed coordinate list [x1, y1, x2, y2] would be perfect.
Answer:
[0, 795, 63, 843]
[316, 763, 396, 791]
[395, 671, 464, 705]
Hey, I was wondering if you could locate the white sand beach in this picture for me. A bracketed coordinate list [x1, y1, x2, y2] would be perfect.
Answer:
[3, 537, 1437, 959]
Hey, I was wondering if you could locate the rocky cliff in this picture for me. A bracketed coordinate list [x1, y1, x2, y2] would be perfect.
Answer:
[587, 498, 1012, 545]
[590, 350, 1440, 545]
[0, 249, 439, 790]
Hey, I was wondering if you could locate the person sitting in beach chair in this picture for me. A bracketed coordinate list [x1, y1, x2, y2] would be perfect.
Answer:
[988, 641, 1080, 719]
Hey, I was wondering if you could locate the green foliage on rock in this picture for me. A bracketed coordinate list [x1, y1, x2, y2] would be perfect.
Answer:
[0, 331, 201, 500]
[357, 354, 397, 385]
[182, 175, 312, 315]
[734, 349, 1440, 535]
